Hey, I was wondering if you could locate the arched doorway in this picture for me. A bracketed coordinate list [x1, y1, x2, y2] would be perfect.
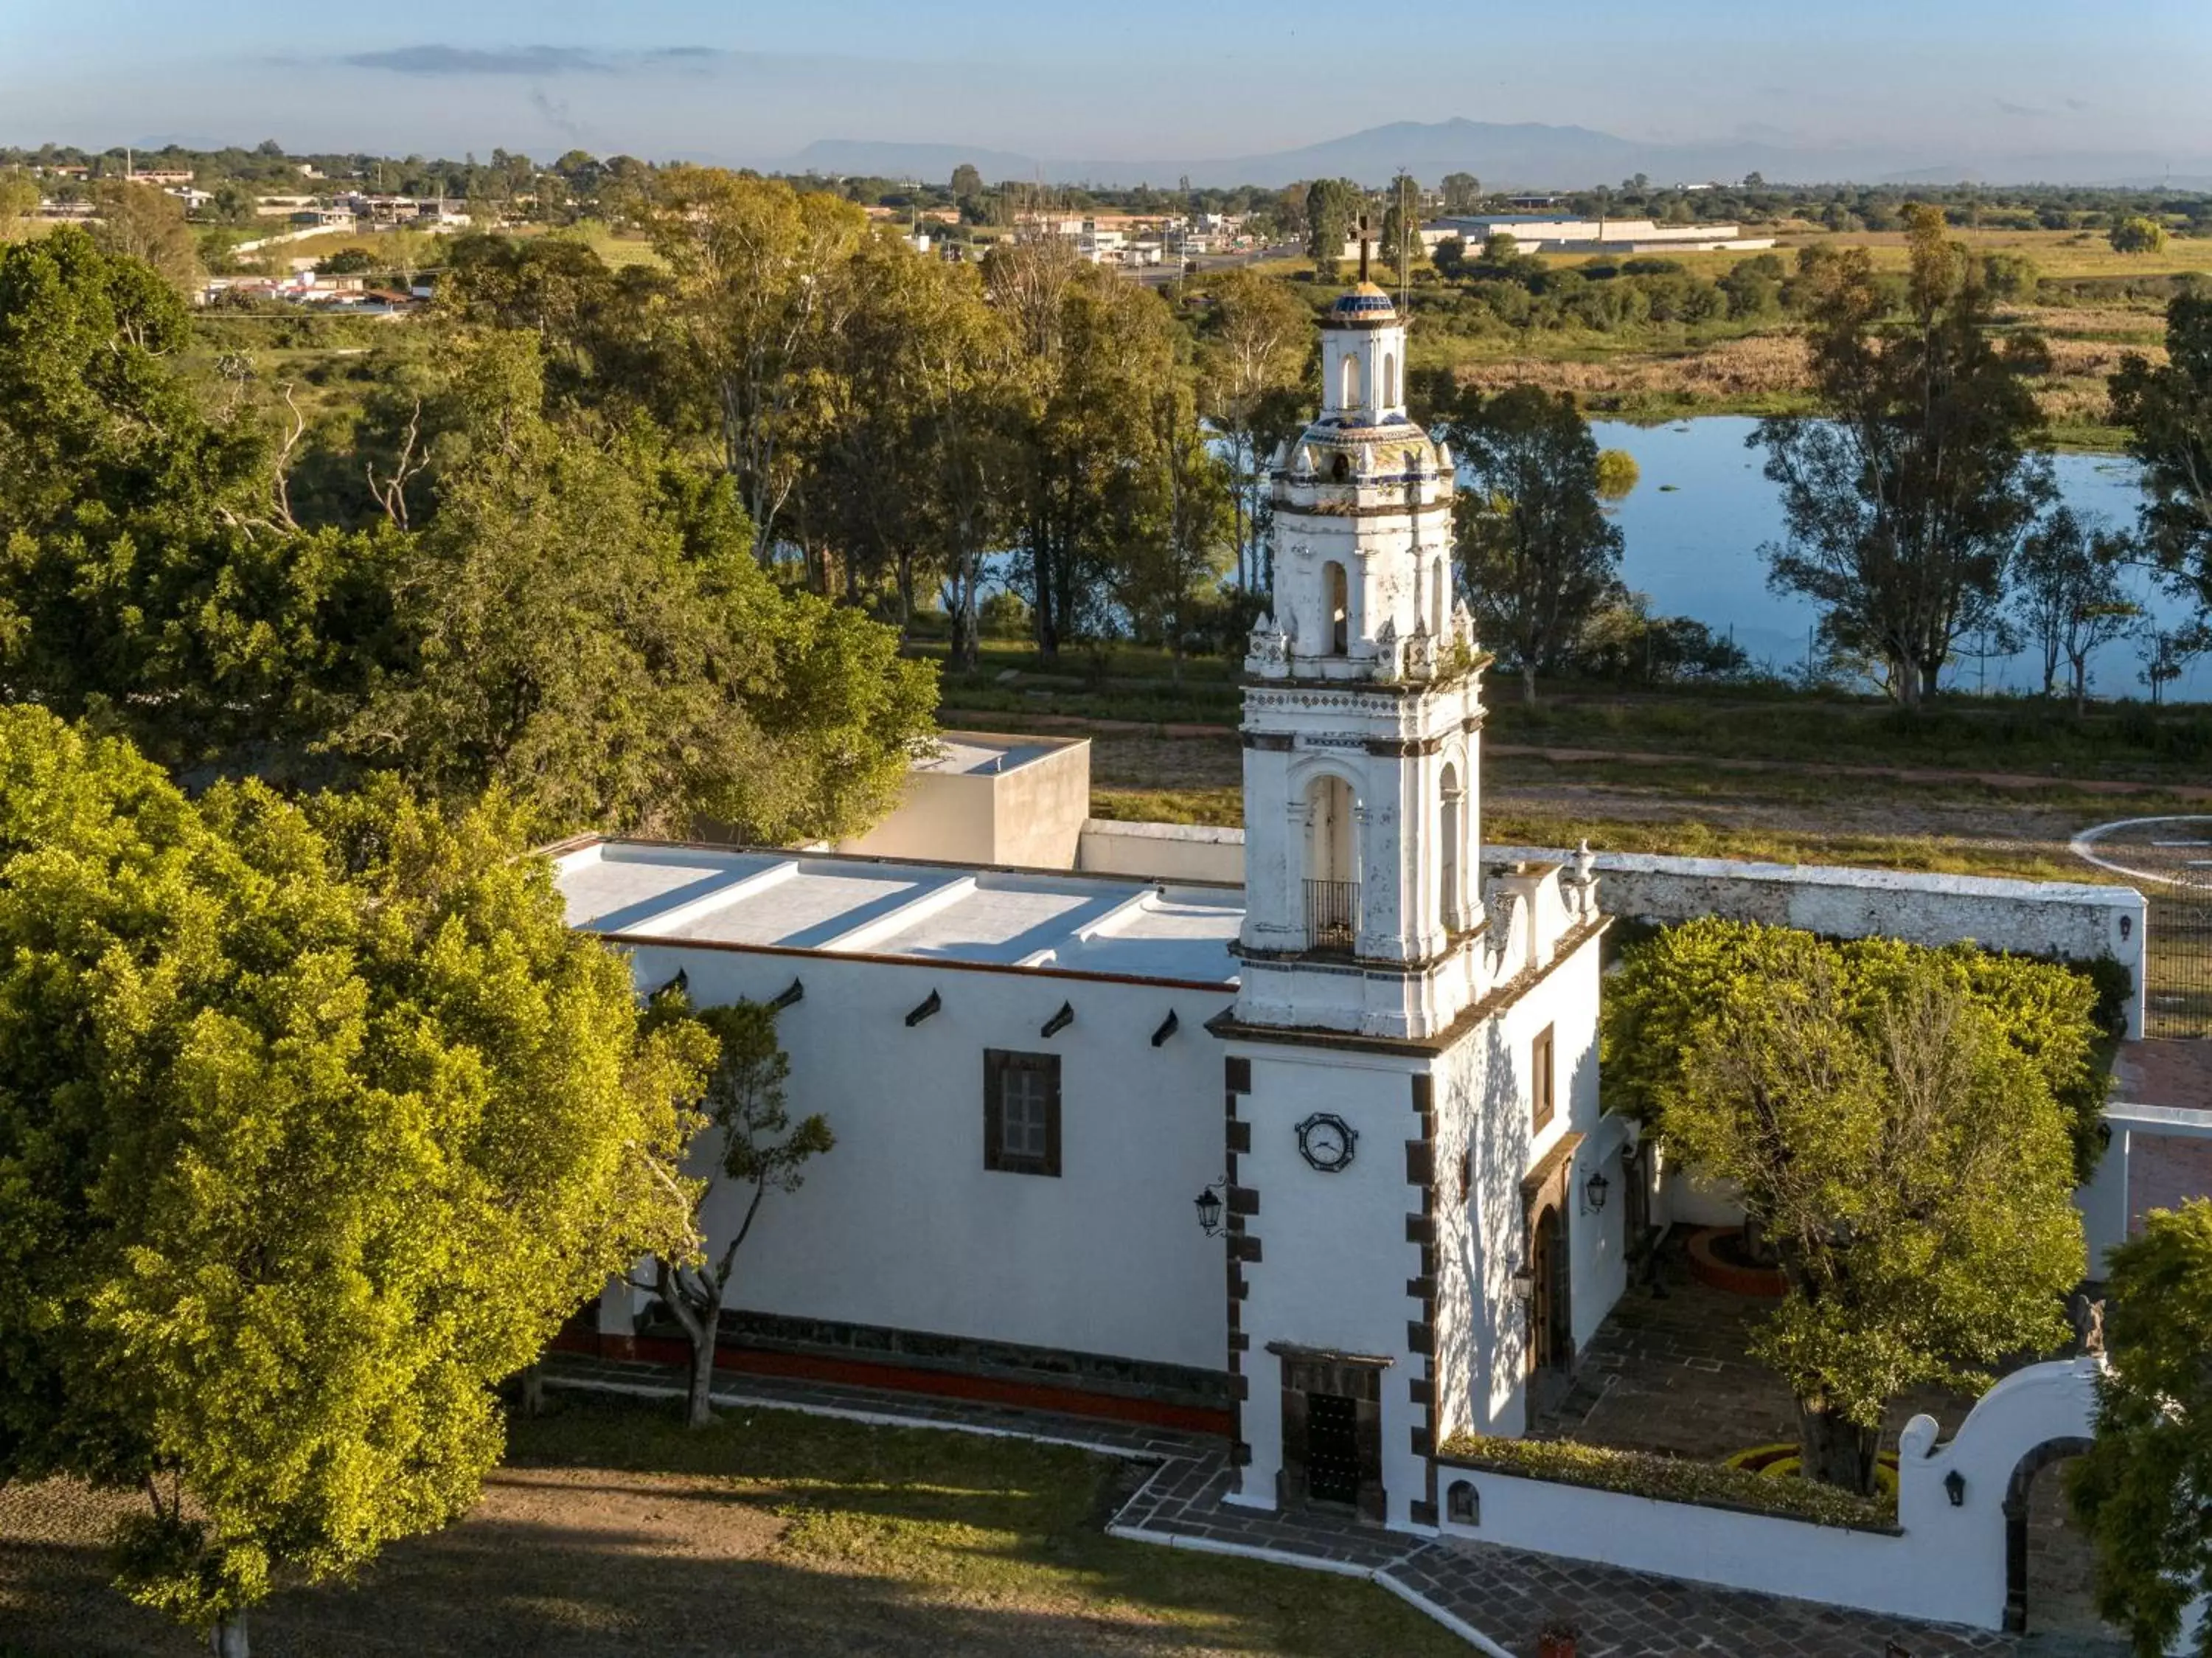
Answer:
[1303, 773, 1360, 953]
[1528, 1203, 1569, 1377]
[2003, 1437, 2097, 1636]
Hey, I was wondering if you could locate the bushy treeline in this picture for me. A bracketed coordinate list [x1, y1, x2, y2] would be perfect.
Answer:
[0, 225, 937, 839]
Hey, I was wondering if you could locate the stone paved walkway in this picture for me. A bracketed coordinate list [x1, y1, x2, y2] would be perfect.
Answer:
[1530, 1266, 1974, 1463]
[542, 1353, 2023, 1657]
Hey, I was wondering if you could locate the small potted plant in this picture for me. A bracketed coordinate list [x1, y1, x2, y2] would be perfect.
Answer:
[1537, 1616, 1579, 1658]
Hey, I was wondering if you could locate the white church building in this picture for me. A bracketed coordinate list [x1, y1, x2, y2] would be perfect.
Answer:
[552, 275, 1629, 1531]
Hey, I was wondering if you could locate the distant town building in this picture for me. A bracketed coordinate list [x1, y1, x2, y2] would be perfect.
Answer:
[1420, 215, 1777, 257]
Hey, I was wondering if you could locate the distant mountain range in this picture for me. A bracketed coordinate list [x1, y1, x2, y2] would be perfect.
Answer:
[774, 118, 2212, 192]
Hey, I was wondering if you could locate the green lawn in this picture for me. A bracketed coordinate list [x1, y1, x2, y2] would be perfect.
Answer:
[0, 1392, 1466, 1657]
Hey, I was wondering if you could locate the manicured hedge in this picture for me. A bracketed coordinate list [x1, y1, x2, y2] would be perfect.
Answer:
[1435, 1432, 1896, 1532]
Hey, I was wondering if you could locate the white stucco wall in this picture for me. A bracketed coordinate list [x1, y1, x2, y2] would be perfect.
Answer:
[1228, 926, 1620, 1526]
[1226, 1042, 1432, 1527]
[611, 940, 1229, 1373]
[837, 734, 1091, 871]
[1435, 929, 1622, 1443]
[1438, 1359, 2177, 1637]
[1078, 819, 1245, 884]
[2077, 1100, 2212, 1273]
[1493, 845, 2147, 1037]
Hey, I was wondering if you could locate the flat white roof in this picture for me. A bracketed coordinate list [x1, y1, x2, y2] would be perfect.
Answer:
[914, 732, 1076, 777]
[553, 840, 1242, 987]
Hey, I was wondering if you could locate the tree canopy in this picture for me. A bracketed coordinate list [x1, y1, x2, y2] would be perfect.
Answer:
[2068, 1199, 2212, 1657]
[1754, 207, 2053, 707]
[0, 705, 713, 1654]
[0, 229, 937, 841]
[1439, 382, 1624, 704]
[2112, 288, 2212, 623]
[1604, 919, 2099, 1490]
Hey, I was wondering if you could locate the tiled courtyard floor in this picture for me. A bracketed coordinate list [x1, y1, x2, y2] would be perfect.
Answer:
[1528, 1254, 1973, 1462]
[546, 1350, 2065, 1657]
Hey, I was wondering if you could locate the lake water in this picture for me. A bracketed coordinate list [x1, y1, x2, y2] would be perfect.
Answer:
[1588, 417, 2209, 702]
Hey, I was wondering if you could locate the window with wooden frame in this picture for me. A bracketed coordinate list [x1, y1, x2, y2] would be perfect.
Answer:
[984, 1049, 1062, 1177]
[1531, 1024, 1556, 1134]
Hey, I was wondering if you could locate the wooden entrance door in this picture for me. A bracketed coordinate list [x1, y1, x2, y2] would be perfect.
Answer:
[1274, 1347, 1388, 1522]
[1305, 1393, 1363, 1505]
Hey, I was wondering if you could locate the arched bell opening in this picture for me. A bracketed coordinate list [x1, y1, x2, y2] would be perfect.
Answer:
[1301, 772, 1360, 954]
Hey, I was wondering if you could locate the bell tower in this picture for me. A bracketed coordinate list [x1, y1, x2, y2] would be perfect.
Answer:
[1234, 246, 1488, 1040]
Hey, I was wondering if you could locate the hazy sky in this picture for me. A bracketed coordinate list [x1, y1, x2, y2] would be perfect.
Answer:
[4, 0, 2208, 167]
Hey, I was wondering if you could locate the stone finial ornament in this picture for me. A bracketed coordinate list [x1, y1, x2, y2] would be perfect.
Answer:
[1245, 612, 1289, 676]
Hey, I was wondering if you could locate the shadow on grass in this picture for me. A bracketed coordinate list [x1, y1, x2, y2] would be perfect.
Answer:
[0, 1392, 1466, 1658]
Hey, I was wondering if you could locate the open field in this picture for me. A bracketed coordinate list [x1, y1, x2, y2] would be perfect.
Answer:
[928, 642, 2212, 884]
[0, 1392, 1462, 1658]
[1318, 225, 2212, 446]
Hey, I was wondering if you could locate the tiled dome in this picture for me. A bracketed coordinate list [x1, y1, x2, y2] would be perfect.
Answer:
[1328, 282, 1398, 321]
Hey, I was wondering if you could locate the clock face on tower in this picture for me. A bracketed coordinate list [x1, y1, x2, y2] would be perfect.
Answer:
[1295, 1111, 1358, 1173]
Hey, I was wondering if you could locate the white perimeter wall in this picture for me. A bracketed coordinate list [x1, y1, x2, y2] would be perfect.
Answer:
[1501, 846, 2148, 1038]
[1436, 1358, 2212, 1640]
[613, 940, 1229, 1373]
[1063, 826, 2148, 1036]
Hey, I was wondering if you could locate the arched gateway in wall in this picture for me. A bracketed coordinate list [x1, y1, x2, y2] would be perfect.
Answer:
[2001, 1435, 2094, 1635]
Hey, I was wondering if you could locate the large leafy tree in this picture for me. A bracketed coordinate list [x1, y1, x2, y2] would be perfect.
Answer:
[1755, 206, 2054, 707]
[2012, 505, 2141, 710]
[0, 707, 713, 1657]
[337, 331, 938, 841]
[88, 178, 200, 294]
[1196, 267, 1310, 592]
[1304, 178, 1362, 282]
[638, 168, 869, 558]
[1441, 383, 1625, 704]
[0, 226, 371, 768]
[1604, 920, 2098, 1492]
[2069, 1199, 2212, 1658]
[796, 233, 1020, 642]
[2112, 288, 2212, 622]
[988, 249, 1183, 662]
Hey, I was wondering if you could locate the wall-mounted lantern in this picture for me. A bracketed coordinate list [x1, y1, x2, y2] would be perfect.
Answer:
[1509, 1263, 1534, 1301]
[904, 989, 942, 1027]
[1582, 1169, 1610, 1215]
[1194, 1177, 1227, 1238]
[1040, 1001, 1074, 1038]
[2096, 1119, 2115, 1151]
[768, 978, 804, 1010]
[2119, 913, 2132, 941]
[1944, 1469, 1966, 1508]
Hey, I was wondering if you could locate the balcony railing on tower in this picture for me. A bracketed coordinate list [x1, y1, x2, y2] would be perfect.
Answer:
[1304, 879, 1360, 954]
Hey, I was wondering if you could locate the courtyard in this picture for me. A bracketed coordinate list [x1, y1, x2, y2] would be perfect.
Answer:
[1528, 1241, 2125, 1652]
